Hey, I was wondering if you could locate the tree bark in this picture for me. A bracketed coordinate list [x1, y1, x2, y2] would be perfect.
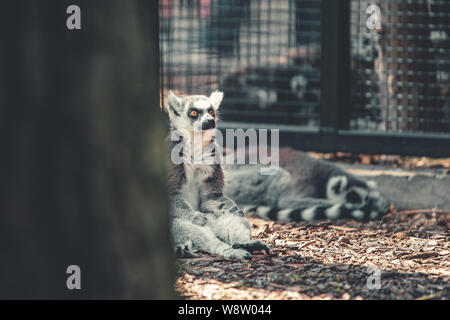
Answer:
[0, 0, 174, 299]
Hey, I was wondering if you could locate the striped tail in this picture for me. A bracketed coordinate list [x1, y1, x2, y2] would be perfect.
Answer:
[243, 203, 382, 222]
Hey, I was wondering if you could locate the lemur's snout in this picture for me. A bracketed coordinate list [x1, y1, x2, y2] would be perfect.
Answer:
[202, 118, 216, 130]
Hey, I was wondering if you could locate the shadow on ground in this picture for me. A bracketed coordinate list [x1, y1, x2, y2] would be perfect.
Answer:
[176, 211, 449, 300]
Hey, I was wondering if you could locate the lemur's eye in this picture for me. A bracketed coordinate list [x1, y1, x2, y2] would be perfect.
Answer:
[189, 110, 198, 118]
[209, 109, 215, 116]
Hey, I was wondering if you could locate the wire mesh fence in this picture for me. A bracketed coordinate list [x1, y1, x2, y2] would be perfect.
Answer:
[350, 0, 450, 134]
[160, 0, 321, 126]
[160, 0, 450, 155]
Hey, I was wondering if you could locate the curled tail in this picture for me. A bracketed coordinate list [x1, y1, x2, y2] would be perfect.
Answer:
[243, 202, 384, 222]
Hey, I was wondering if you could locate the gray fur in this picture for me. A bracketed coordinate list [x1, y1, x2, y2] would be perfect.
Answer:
[224, 154, 390, 222]
[167, 91, 269, 259]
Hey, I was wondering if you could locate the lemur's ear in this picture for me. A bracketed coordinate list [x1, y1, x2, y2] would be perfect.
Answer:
[167, 90, 183, 117]
[209, 90, 223, 109]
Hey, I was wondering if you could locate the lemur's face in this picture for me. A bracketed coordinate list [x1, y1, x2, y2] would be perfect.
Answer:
[166, 90, 223, 133]
[327, 175, 389, 219]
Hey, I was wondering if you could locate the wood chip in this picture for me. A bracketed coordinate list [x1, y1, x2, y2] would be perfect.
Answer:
[255, 225, 268, 238]
[330, 226, 358, 232]
[175, 209, 450, 300]
[402, 252, 440, 260]
[366, 247, 377, 254]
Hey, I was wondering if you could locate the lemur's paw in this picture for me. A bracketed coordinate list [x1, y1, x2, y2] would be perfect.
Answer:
[216, 204, 244, 217]
[174, 245, 184, 258]
[174, 243, 197, 259]
[222, 247, 251, 259]
[202, 201, 244, 217]
[191, 213, 208, 226]
[233, 240, 271, 254]
[227, 205, 245, 217]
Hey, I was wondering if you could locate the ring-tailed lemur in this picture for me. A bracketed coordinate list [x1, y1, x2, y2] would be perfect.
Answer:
[224, 151, 390, 222]
[166, 90, 270, 259]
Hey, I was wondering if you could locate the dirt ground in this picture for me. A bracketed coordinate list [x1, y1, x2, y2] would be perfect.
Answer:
[175, 209, 449, 300]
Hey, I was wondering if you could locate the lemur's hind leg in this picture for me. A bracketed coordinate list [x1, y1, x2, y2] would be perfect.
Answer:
[171, 218, 251, 259]
[207, 214, 271, 253]
[232, 240, 270, 253]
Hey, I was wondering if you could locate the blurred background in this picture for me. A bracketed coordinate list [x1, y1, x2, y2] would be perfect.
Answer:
[160, 0, 450, 156]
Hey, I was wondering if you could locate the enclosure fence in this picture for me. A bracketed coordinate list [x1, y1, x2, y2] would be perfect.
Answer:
[160, 0, 450, 157]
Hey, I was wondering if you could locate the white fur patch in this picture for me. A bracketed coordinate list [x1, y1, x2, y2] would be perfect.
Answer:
[167, 90, 182, 111]
[326, 176, 348, 200]
[194, 99, 211, 109]
[301, 206, 317, 221]
[367, 180, 378, 189]
[325, 204, 342, 220]
[277, 209, 293, 222]
[209, 90, 224, 108]
[370, 211, 379, 219]
[256, 206, 272, 220]
[171, 116, 192, 132]
[182, 164, 215, 210]
[209, 213, 252, 245]
[181, 166, 199, 210]
[352, 210, 365, 220]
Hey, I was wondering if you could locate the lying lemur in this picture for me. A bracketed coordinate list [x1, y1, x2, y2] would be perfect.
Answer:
[165, 90, 389, 259]
[225, 156, 390, 222]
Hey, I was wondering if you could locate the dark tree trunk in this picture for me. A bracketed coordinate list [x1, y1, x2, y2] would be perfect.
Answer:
[0, 0, 174, 299]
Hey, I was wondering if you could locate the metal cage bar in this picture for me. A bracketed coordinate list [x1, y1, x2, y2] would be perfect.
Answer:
[320, 0, 350, 132]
